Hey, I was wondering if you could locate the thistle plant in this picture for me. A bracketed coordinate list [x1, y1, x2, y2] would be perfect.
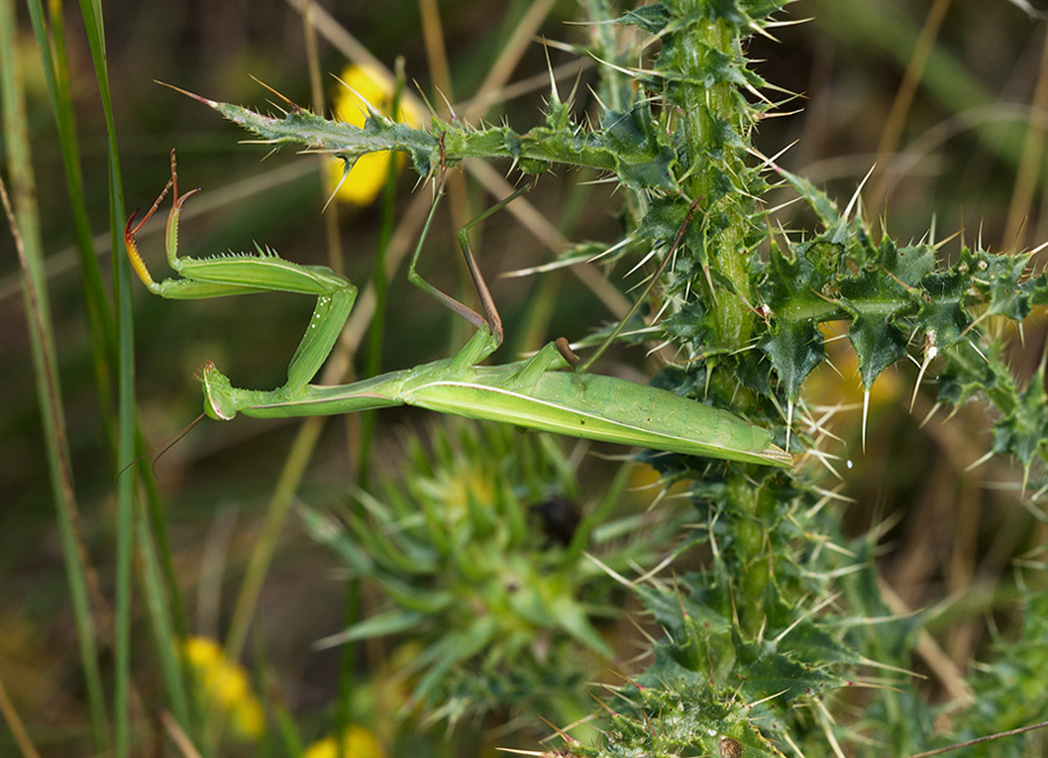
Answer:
[161, 0, 1048, 751]
[151, 7, 1048, 757]
[16, 0, 1037, 755]
[301, 419, 689, 727]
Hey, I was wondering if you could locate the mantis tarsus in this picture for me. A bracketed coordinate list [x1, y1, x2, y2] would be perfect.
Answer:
[125, 151, 791, 468]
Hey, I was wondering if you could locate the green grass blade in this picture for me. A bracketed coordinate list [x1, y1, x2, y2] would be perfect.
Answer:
[812, 0, 1027, 169]
[224, 417, 327, 661]
[23, 0, 118, 388]
[0, 0, 109, 749]
[26, 0, 193, 748]
[74, 0, 134, 753]
[135, 508, 192, 732]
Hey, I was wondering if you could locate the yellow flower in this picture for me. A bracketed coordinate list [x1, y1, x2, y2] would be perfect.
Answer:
[330, 64, 420, 206]
[303, 726, 386, 758]
[181, 636, 265, 741]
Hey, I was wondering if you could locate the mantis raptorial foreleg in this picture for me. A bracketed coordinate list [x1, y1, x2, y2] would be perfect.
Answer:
[124, 150, 357, 395]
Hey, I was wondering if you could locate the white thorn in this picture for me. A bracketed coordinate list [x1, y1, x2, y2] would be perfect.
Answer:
[862, 388, 870, 454]
[910, 354, 931, 412]
[844, 164, 876, 221]
[964, 448, 995, 473]
[919, 401, 942, 429]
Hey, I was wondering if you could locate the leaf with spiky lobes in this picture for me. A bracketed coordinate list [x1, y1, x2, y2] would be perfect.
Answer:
[936, 344, 1008, 408]
[772, 165, 846, 233]
[842, 312, 908, 389]
[660, 45, 770, 93]
[758, 239, 841, 397]
[600, 104, 678, 190]
[570, 668, 787, 757]
[991, 365, 1048, 470]
[958, 588, 1048, 755]
[638, 195, 704, 246]
[619, 1, 788, 34]
[934, 339, 1048, 470]
[834, 240, 925, 387]
[959, 247, 1038, 321]
[543, 87, 576, 134]
[635, 570, 856, 705]
[703, 0, 791, 25]
[913, 270, 970, 351]
[761, 321, 825, 400]
[774, 617, 867, 669]
[174, 85, 641, 180]
[731, 627, 851, 703]
[616, 3, 671, 33]
[193, 90, 440, 175]
[663, 300, 712, 343]
[177, 84, 738, 192]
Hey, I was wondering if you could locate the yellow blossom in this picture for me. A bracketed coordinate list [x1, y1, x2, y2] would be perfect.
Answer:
[181, 636, 265, 741]
[303, 725, 385, 758]
[330, 64, 420, 206]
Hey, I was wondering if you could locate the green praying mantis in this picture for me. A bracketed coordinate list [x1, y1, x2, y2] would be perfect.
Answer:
[124, 151, 792, 468]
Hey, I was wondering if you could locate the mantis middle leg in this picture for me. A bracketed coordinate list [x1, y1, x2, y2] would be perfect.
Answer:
[403, 184, 531, 371]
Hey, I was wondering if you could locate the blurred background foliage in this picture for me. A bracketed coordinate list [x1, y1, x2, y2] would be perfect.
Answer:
[2, 0, 1048, 755]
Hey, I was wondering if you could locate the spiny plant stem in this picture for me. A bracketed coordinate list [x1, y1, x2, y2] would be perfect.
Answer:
[680, 13, 753, 351]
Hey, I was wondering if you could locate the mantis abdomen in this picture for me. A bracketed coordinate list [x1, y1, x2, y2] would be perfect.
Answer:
[409, 370, 790, 467]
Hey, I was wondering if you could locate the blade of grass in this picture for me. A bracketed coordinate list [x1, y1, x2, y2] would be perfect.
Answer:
[27, 0, 194, 744]
[0, 664, 41, 758]
[868, 0, 953, 211]
[1004, 29, 1048, 249]
[357, 61, 409, 488]
[812, 0, 1028, 171]
[135, 504, 192, 733]
[75, 0, 135, 753]
[465, 0, 560, 118]
[22, 0, 118, 407]
[0, 0, 110, 749]
[27, 0, 191, 657]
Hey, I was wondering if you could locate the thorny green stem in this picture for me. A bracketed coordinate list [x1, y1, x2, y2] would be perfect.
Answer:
[680, 11, 753, 351]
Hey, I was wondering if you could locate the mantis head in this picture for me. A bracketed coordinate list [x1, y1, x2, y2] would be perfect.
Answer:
[201, 362, 239, 421]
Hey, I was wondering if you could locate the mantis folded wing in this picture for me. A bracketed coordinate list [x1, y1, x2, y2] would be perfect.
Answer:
[125, 151, 792, 468]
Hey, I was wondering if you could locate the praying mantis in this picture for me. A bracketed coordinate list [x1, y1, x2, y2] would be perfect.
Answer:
[124, 151, 792, 467]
